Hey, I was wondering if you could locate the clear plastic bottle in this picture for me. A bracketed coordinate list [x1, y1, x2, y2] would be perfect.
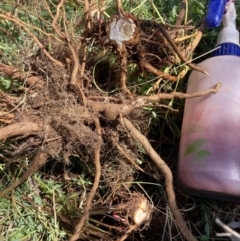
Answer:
[177, 2, 240, 200]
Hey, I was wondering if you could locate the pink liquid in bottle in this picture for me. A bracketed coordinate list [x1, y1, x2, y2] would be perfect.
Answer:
[177, 55, 240, 200]
[177, 2, 240, 200]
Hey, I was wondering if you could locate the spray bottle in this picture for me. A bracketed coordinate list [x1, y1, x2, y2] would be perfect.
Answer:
[177, 0, 240, 200]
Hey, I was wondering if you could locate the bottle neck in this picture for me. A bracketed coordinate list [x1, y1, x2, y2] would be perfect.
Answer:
[214, 2, 240, 56]
[213, 43, 240, 56]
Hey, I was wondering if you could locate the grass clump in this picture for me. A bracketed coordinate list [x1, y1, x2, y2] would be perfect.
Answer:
[0, 171, 67, 240]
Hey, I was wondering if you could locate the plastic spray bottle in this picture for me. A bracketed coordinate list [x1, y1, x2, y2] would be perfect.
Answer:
[177, 0, 240, 200]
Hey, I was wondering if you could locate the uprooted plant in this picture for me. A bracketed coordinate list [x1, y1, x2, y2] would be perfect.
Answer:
[0, 0, 220, 240]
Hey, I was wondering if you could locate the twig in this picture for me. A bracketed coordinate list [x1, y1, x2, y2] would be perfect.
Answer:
[120, 83, 221, 116]
[174, 31, 198, 42]
[80, 44, 88, 77]
[116, 0, 125, 16]
[120, 48, 132, 95]
[156, 23, 207, 74]
[0, 152, 49, 198]
[52, 0, 65, 39]
[145, 82, 221, 101]
[0, 122, 40, 140]
[141, 61, 177, 82]
[69, 62, 87, 105]
[68, 42, 80, 85]
[0, 13, 64, 67]
[85, 83, 221, 121]
[60, 5, 87, 104]
[175, 0, 187, 25]
[185, 26, 204, 58]
[121, 118, 197, 241]
[137, 44, 177, 82]
[60, 7, 87, 105]
[69, 117, 102, 241]
[216, 218, 240, 240]
[84, 0, 91, 30]
[42, 0, 54, 19]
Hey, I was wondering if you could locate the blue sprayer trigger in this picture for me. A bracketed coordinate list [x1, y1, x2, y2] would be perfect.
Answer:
[206, 0, 228, 28]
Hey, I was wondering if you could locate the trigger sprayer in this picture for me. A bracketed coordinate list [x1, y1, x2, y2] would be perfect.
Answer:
[206, 0, 228, 28]
[177, 0, 240, 200]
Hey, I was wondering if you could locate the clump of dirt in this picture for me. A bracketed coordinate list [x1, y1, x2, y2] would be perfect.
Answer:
[0, 43, 155, 239]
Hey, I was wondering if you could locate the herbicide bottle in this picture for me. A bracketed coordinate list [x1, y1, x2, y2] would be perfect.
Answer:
[177, 0, 240, 200]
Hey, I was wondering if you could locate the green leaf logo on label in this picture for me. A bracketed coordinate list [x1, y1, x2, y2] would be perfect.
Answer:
[184, 138, 211, 162]
[184, 138, 208, 156]
[196, 149, 211, 159]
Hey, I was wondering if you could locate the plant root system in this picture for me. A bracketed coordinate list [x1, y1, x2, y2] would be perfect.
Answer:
[0, 1, 220, 240]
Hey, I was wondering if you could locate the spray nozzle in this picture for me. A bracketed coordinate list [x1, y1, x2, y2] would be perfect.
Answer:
[206, 0, 229, 28]
[203, 0, 240, 56]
